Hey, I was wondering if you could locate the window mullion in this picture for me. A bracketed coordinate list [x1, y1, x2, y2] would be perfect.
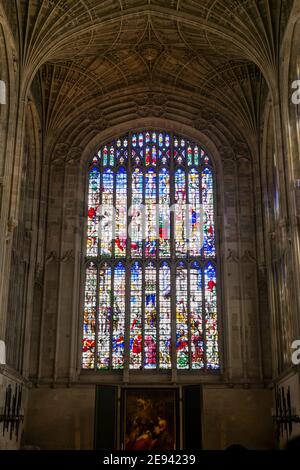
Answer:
[95, 168, 103, 370]
[124, 132, 132, 375]
[170, 132, 177, 373]
[187, 262, 191, 370]
[156, 262, 160, 370]
[142, 154, 146, 370]
[110, 263, 114, 369]
[202, 264, 207, 369]
[200, 162, 203, 259]
[186, 160, 191, 369]
[199, 167, 204, 371]
[142, 263, 145, 370]
[112, 152, 116, 259]
[98, 165, 102, 260]
[110, 158, 117, 370]
[186, 162, 189, 262]
[142, 147, 146, 262]
[94, 263, 99, 371]
[200, 164, 207, 370]
[156, 154, 159, 370]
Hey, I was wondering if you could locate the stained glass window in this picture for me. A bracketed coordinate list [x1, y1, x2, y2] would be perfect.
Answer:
[83, 131, 219, 371]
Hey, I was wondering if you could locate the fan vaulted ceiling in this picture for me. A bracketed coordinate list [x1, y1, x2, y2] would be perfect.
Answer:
[1, 0, 294, 154]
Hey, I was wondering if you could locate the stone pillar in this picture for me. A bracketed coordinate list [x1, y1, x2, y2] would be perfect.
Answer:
[221, 145, 263, 382]
[37, 147, 84, 383]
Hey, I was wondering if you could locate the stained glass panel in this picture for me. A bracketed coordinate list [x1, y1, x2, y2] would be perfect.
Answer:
[97, 263, 111, 369]
[174, 135, 186, 165]
[112, 262, 125, 369]
[176, 263, 189, 369]
[100, 169, 114, 257]
[159, 168, 170, 257]
[116, 135, 128, 164]
[87, 167, 100, 257]
[131, 169, 143, 257]
[204, 262, 219, 369]
[159, 262, 171, 368]
[188, 169, 201, 256]
[130, 262, 142, 369]
[202, 167, 215, 258]
[103, 146, 108, 166]
[144, 263, 157, 369]
[175, 169, 187, 256]
[190, 261, 204, 369]
[115, 168, 127, 256]
[82, 262, 97, 369]
[145, 169, 157, 257]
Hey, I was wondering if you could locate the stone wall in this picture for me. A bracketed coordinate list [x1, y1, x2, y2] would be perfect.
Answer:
[0, 369, 28, 450]
[24, 387, 95, 450]
[203, 387, 274, 449]
[22, 385, 273, 450]
[276, 372, 300, 448]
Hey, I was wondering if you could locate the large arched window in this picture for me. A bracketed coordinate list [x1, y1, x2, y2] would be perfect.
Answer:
[82, 131, 219, 371]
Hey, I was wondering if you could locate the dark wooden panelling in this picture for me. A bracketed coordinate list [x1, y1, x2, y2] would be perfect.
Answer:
[94, 385, 117, 450]
[183, 385, 202, 450]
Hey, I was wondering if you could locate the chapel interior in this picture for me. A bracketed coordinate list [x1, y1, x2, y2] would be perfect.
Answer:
[0, 0, 300, 450]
